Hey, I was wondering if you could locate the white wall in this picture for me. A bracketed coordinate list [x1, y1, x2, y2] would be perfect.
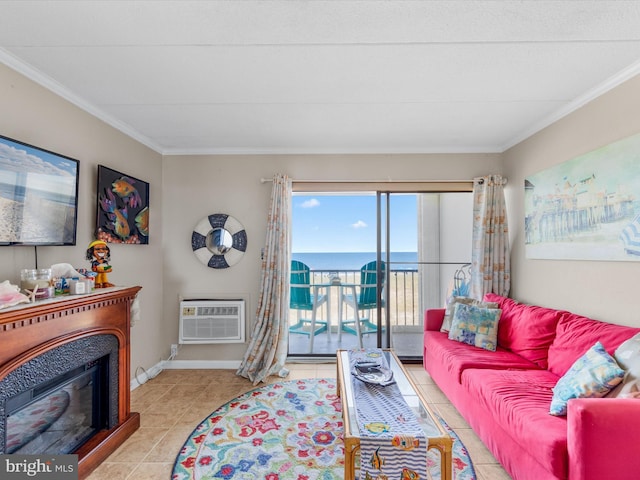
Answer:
[162, 154, 502, 361]
[0, 64, 167, 377]
[503, 75, 640, 326]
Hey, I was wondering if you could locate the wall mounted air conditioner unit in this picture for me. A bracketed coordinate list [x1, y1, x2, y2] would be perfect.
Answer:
[179, 299, 245, 344]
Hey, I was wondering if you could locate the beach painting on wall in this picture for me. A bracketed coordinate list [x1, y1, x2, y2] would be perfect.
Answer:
[96, 165, 149, 244]
[525, 133, 640, 261]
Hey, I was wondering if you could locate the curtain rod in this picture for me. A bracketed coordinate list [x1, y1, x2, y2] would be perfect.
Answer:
[476, 177, 508, 185]
[260, 177, 507, 185]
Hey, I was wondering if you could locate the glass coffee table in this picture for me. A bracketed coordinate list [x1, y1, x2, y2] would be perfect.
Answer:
[336, 349, 453, 480]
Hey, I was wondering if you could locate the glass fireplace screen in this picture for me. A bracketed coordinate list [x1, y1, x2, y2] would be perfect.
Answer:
[5, 357, 108, 454]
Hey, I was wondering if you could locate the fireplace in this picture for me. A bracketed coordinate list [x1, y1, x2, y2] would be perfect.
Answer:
[0, 286, 141, 479]
[2, 335, 118, 455]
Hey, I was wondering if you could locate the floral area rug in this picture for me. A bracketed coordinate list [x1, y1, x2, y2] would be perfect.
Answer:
[172, 378, 476, 480]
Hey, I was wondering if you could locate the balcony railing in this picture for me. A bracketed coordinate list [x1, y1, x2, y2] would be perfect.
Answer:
[298, 268, 420, 330]
[288, 262, 470, 356]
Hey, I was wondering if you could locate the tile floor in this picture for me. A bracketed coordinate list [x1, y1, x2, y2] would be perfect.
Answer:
[86, 363, 513, 480]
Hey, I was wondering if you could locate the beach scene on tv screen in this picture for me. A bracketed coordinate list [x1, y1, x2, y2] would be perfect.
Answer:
[0, 138, 78, 245]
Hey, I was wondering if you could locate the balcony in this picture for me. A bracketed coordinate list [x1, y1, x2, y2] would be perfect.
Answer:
[288, 268, 424, 357]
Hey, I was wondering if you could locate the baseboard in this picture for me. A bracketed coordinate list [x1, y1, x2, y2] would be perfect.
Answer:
[130, 359, 242, 391]
[162, 359, 242, 370]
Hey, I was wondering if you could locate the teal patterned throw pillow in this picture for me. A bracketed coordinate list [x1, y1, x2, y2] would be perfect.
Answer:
[549, 341, 625, 416]
[440, 296, 499, 333]
[448, 302, 502, 351]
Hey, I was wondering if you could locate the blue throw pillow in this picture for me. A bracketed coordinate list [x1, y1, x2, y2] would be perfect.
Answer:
[549, 341, 625, 416]
[448, 302, 502, 351]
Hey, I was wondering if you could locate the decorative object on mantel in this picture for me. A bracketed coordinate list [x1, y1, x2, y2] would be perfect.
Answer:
[19, 268, 54, 300]
[22, 285, 40, 302]
[50, 262, 95, 294]
[0, 280, 31, 309]
[86, 240, 114, 288]
[96, 165, 149, 244]
[51, 263, 85, 279]
[191, 213, 248, 269]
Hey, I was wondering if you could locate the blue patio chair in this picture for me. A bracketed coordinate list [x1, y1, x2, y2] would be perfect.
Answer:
[340, 260, 385, 345]
[289, 260, 328, 338]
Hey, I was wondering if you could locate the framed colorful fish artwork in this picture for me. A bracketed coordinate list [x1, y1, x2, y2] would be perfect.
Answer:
[96, 165, 149, 244]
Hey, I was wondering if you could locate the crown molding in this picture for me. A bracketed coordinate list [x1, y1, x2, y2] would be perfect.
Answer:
[0, 48, 164, 154]
[3, 46, 638, 157]
[161, 145, 501, 156]
[501, 59, 640, 152]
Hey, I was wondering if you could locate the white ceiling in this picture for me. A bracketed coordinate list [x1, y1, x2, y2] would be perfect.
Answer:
[1, 1, 640, 155]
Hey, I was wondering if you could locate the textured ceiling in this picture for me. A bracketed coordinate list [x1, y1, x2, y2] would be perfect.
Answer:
[1, 1, 640, 155]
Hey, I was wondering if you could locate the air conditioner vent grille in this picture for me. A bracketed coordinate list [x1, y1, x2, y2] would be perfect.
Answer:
[179, 299, 245, 344]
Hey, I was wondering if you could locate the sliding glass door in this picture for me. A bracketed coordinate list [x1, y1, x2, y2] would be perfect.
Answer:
[289, 193, 380, 357]
[288, 189, 472, 360]
[381, 192, 473, 360]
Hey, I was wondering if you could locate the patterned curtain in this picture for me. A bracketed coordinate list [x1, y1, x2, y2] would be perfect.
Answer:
[236, 174, 292, 385]
[469, 174, 511, 300]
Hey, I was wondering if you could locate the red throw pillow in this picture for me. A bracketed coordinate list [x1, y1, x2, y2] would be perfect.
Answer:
[484, 294, 563, 369]
[547, 312, 640, 377]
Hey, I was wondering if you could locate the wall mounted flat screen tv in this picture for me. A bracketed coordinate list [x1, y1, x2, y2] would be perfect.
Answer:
[0, 134, 80, 245]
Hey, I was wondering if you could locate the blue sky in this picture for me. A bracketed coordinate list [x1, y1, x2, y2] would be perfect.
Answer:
[292, 193, 418, 252]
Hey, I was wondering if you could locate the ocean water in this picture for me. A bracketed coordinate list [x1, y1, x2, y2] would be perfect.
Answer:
[292, 252, 418, 271]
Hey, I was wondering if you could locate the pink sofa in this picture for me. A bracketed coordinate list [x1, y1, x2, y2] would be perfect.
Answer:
[423, 293, 640, 480]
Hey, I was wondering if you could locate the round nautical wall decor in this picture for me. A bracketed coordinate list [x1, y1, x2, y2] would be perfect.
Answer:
[191, 213, 247, 269]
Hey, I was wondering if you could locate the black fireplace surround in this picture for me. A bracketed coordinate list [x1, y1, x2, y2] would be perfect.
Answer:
[0, 334, 119, 454]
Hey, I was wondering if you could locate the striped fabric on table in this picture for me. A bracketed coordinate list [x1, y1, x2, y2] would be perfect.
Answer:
[349, 349, 427, 480]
